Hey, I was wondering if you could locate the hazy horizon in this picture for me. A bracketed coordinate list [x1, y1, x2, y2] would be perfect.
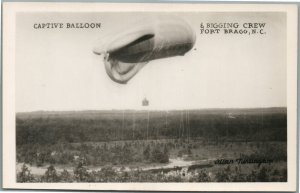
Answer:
[16, 106, 287, 114]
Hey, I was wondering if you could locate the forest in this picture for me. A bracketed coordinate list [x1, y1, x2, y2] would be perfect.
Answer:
[16, 107, 286, 145]
[16, 107, 287, 182]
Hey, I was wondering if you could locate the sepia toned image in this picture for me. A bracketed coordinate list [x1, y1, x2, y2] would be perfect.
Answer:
[2, 3, 297, 191]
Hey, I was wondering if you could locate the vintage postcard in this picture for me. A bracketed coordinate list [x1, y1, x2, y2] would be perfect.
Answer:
[2, 2, 298, 191]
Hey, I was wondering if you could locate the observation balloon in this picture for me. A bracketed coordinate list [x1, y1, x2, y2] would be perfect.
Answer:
[93, 16, 196, 84]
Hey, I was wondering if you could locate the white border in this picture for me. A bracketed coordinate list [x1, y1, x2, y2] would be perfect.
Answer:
[2, 3, 298, 191]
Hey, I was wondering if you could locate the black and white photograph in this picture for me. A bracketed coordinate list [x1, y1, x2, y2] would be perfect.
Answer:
[2, 3, 298, 191]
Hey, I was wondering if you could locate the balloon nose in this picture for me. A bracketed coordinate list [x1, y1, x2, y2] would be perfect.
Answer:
[93, 46, 104, 55]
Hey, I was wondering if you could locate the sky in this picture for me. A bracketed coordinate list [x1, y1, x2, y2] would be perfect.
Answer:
[16, 12, 286, 112]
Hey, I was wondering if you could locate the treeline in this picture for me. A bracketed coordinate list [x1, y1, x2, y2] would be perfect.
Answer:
[16, 108, 287, 146]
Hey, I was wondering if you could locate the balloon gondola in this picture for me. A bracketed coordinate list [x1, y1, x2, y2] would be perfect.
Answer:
[142, 98, 149, 106]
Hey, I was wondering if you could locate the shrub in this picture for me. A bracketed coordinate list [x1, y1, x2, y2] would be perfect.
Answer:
[41, 165, 60, 182]
[257, 167, 269, 182]
[73, 162, 90, 182]
[17, 164, 34, 182]
[150, 146, 169, 163]
[197, 170, 211, 182]
[60, 169, 73, 182]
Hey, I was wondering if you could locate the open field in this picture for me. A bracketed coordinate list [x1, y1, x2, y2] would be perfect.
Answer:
[16, 108, 287, 182]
